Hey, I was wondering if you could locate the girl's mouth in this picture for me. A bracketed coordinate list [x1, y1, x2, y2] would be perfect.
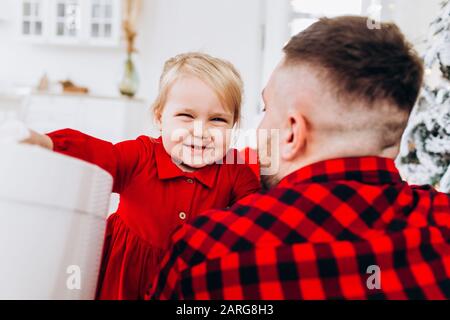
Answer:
[183, 144, 213, 151]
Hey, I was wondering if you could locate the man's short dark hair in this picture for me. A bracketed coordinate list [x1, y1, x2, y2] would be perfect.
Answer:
[283, 16, 424, 112]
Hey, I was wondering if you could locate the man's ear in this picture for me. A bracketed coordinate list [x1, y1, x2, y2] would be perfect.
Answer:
[280, 112, 307, 161]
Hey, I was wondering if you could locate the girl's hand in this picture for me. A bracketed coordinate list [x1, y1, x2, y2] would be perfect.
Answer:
[21, 130, 53, 150]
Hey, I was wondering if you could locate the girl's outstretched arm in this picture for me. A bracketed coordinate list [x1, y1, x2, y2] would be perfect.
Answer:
[21, 129, 53, 150]
[24, 128, 151, 194]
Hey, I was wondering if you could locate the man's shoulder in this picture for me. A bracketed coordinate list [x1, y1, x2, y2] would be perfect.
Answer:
[175, 189, 301, 261]
[409, 183, 450, 197]
[406, 183, 450, 209]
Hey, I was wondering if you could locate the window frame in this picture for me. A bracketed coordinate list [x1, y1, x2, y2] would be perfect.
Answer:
[18, 0, 122, 47]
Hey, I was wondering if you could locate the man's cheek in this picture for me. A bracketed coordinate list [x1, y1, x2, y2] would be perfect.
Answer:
[258, 129, 280, 176]
[257, 134, 269, 166]
[257, 126, 269, 150]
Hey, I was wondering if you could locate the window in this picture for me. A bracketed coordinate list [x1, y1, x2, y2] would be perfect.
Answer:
[54, 0, 81, 37]
[90, 0, 114, 39]
[18, 0, 121, 46]
[21, 0, 44, 36]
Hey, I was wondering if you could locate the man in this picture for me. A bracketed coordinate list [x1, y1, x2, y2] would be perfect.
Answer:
[148, 16, 450, 299]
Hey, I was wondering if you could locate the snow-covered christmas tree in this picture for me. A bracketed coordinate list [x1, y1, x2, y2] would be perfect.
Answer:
[397, 0, 450, 193]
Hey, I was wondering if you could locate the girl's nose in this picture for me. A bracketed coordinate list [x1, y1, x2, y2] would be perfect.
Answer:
[192, 120, 212, 141]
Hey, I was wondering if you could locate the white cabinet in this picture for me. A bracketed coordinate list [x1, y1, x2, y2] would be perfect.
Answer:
[51, 0, 82, 42]
[18, 0, 121, 46]
[22, 92, 155, 143]
[19, 0, 46, 40]
[88, 0, 120, 45]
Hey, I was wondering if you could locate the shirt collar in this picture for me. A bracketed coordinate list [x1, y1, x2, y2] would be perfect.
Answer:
[278, 156, 403, 187]
[153, 137, 219, 188]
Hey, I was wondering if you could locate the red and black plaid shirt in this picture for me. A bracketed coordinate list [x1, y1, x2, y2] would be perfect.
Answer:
[148, 156, 450, 300]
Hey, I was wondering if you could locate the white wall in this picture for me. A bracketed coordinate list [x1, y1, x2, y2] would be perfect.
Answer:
[0, 0, 444, 133]
[0, 0, 264, 129]
[136, 0, 264, 129]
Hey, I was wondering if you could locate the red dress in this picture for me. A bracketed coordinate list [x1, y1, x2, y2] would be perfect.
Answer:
[47, 129, 260, 300]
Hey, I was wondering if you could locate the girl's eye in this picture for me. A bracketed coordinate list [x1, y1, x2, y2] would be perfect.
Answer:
[177, 113, 194, 118]
[211, 117, 228, 123]
[260, 105, 266, 112]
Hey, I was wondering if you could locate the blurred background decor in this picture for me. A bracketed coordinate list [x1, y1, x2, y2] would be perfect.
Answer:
[398, 0, 450, 193]
[60, 79, 89, 94]
[119, 0, 142, 97]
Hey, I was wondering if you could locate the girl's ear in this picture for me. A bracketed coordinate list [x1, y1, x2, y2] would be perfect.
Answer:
[154, 112, 162, 131]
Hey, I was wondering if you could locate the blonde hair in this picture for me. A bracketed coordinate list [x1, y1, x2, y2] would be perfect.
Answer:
[152, 52, 243, 125]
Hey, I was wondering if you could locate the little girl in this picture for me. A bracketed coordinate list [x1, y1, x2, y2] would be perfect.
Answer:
[24, 52, 260, 299]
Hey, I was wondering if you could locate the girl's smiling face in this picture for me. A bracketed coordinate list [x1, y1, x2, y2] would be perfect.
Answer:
[156, 75, 235, 171]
